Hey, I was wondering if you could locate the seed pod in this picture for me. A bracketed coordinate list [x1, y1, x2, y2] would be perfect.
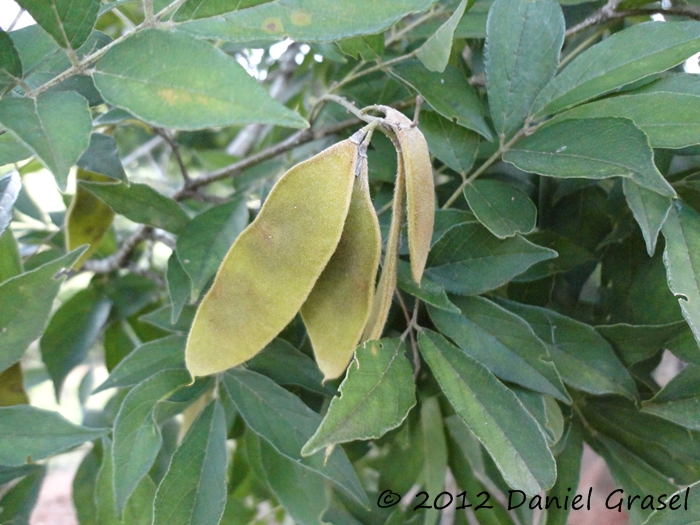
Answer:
[301, 154, 381, 380]
[384, 108, 435, 283]
[66, 169, 115, 268]
[186, 139, 359, 377]
[362, 151, 406, 342]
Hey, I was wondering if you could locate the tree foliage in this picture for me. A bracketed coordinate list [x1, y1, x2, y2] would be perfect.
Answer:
[1, 0, 700, 524]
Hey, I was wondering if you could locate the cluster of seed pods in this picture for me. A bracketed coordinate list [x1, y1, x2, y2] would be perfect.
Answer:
[185, 106, 434, 380]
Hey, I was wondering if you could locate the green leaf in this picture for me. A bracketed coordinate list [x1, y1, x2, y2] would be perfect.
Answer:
[95, 437, 157, 525]
[259, 438, 329, 525]
[531, 22, 700, 117]
[336, 33, 384, 61]
[94, 335, 186, 393]
[112, 368, 191, 513]
[552, 92, 700, 149]
[484, 0, 564, 138]
[513, 230, 593, 282]
[140, 304, 197, 334]
[596, 321, 691, 367]
[167, 252, 192, 324]
[0, 91, 92, 190]
[417, 0, 469, 73]
[428, 296, 570, 402]
[420, 396, 447, 525]
[0, 29, 22, 92]
[0, 228, 22, 284]
[638, 72, 700, 97]
[496, 298, 637, 398]
[0, 247, 86, 375]
[0, 464, 43, 486]
[177, 0, 437, 42]
[463, 179, 537, 239]
[153, 401, 228, 525]
[622, 179, 672, 256]
[0, 133, 32, 166]
[418, 110, 479, 175]
[40, 287, 112, 398]
[0, 464, 45, 524]
[72, 444, 101, 525]
[643, 481, 700, 525]
[418, 330, 556, 495]
[0, 405, 107, 465]
[302, 339, 416, 456]
[544, 425, 583, 525]
[391, 60, 492, 140]
[246, 338, 332, 396]
[177, 197, 249, 300]
[454, 0, 492, 38]
[15, 0, 99, 49]
[0, 172, 20, 235]
[80, 181, 190, 234]
[222, 368, 369, 507]
[77, 133, 127, 181]
[661, 200, 700, 349]
[504, 118, 676, 197]
[641, 365, 700, 430]
[93, 29, 307, 130]
[174, 0, 270, 22]
[425, 222, 557, 295]
[397, 260, 460, 313]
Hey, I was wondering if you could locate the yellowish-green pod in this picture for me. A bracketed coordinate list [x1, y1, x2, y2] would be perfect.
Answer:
[0, 363, 29, 407]
[300, 155, 381, 380]
[186, 139, 360, 377]
[362, 150, 406, 342]
[384, 108, 435, 283]
[66, 169, 115, 268]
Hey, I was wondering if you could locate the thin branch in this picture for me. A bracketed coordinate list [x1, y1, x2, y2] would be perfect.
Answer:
[152, 127, 191, 185]
[82, 225, 151, 273]
[385, 5, 445, 47]
[8, 8, 25, 31]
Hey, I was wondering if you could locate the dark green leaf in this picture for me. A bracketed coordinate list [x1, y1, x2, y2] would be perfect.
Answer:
[246, 338, 331, 396]
[485, 0, 564, 137]
[0, 405, 107, 465]
[0, 29, 22, 92]
[504, 118, 676, 197]
[15, 0, 99, 48]
[397, 260, 460, 313]
[0, 228, 22, 284]
[417, 0, 469, 73]
[661, 200, 700, 349]
[419, 110, 479, 175]
[596, 321, 691, 367]
[531, 22, 700, 117]
[454, 0, 492, 38]
[553, 92, 700, 149]
[223, 368, 369, 507]
[153, 401, 228, 525]
[463, 179, 537, 238]
[0, 247, 86, 375]
[167, 252, 191, 324]
[73, 444, 101, 525]
[0, 464, 43, 486]
[77, 133, 127, 181]
[638, 72, 700, 97]
[0, 464, 45, 524]
[513, 230, 593, 281]
[40, 287, 112, 398]
[391, 60, 492, 140]
[177, 197, 249, 300]
[420, 396, 447, 525]
[428, 296, 570, 402]
[643, 481, 700, 525]
[425, 222, 557, 295]
[94, 335, 186, 393]
[177, 0, 437, 42]
[0, 91, 92, 190]
[418, 330, 556, 495]
[0, 172, 20, 235]
[336, 33, 384, 61]
[642, 365, 700, 430]
[302, 339, 415, 455]
[80, 181, 190, 234]
[0, 133, 32, 166]
[93, 29, 307, 130]
[140, 304, 197, 333]
[622, 179, 672, 256]
[497, 299, 637, 398]
[112, 368, 191, 512]
[544, 425, 582, 525]
[173, 0, 269, 21]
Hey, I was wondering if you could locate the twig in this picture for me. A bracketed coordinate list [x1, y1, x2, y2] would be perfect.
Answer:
[385, 5, 445, 47]
[152, 127, 191, 185]
[8, 8, 24, 31]
[82, 225, 151, 273]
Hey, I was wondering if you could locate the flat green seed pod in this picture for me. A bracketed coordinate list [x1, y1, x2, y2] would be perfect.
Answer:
[65, 169, 115, 269]
[362, 151, 406, 342]
[186, 139, 359, 377]
[301, 156, 381, 380]
[385, 108, 435, 283]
